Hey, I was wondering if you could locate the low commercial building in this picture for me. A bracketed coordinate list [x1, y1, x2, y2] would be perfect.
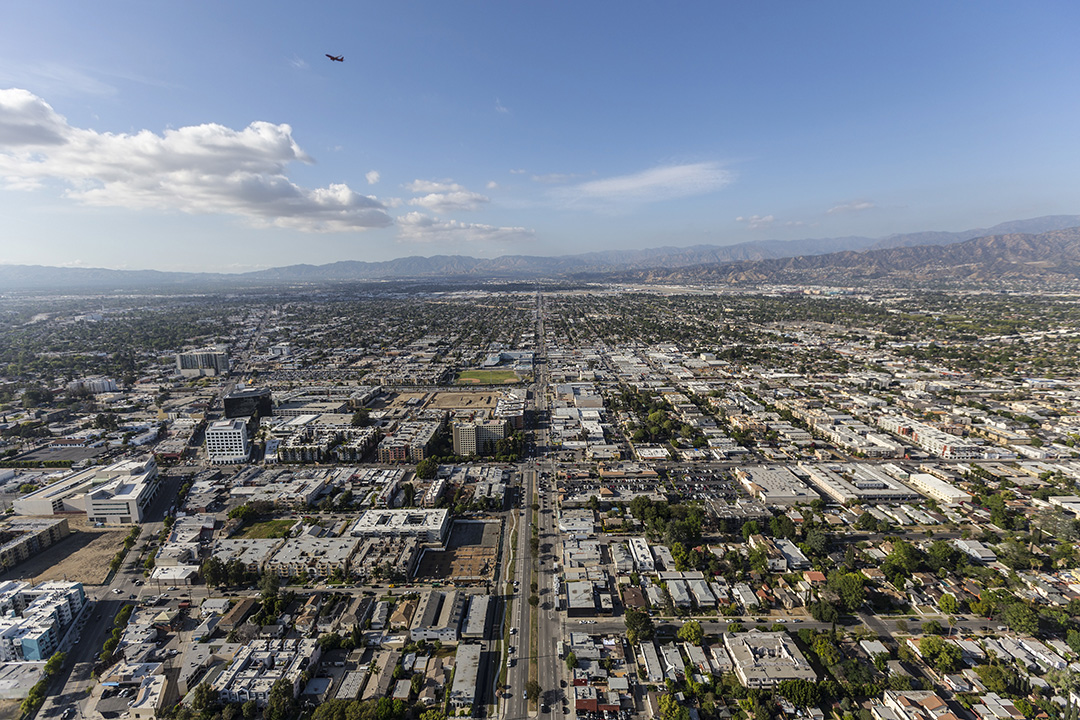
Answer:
[411, 591, 467, 643]
[460, 594, 491, 640]
[448, 643, 482, 710]
[905, 473, 973, 505]
[628, 537, 655, 573]
[952, 538, 997, 563]
[798, 463, 919, 505]
[210, 538, 285, 573]
[735, 466, 818, 505]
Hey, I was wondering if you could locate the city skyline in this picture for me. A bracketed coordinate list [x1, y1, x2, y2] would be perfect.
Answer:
[2, 2, 1080, 272]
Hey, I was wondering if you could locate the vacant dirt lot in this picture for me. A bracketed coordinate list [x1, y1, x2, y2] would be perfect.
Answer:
[0, 516, 128, 585]
[374, 391, 429, 410]
[414, 520, 501, 583]
[428, 391, 499, 410]
[0, 700, 20, 720]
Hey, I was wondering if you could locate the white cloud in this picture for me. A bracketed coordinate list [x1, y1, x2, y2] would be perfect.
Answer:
[0, 88, 392, 232]
[288, 55, 309, 70]
[555, 162, 731, 208]
[495, 98, 509, 114]
[486, 181, 498, 190]
[827, 199, 876, 214]
[365, 170, 380, 185]
[509, 169, 527, 175]
[405, 178, 489, 213]
[396, 211, 533, 244]
[0, 88, 69, 146]
[405, 179, 457, 193]
[736, 214, 774, 229]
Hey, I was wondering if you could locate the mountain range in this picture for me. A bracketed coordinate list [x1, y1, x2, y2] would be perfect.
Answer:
[617, 227, 1080, 287]
[2, 214, 1080, 291]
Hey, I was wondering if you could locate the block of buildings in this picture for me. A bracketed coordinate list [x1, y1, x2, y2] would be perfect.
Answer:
[349, 508, 450, 543]
[265, 536, 363, 579]
[211, 638, 321, 706]
[0, 518, 70, 572]
[0, 581, 86, 661]
[724, 631, 816, 689]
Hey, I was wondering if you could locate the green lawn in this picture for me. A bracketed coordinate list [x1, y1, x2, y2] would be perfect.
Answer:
[455, 369, 521, 384]
[239, 519, 295, 539]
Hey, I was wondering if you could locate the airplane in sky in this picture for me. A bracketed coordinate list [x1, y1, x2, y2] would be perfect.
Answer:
[325, 54, 344, 62]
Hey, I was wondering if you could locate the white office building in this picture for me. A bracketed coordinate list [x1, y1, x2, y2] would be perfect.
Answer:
[206, 419, 251, 465]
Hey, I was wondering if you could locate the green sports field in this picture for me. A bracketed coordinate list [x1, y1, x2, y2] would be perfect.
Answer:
[455, 369, 521, 384]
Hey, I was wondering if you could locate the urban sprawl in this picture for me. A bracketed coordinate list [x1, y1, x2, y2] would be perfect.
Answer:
[0, 287, 1079, 720]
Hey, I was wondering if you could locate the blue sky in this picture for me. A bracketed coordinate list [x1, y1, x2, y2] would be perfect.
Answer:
[1, 2, 1079, 272]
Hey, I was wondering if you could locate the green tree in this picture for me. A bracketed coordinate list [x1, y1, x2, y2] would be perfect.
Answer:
[741, 520, 761, 541]
[776, 679, 821, 707]
[975, 664, 1021, 695]
[191, 683, 219, 716]
[827, 572, 865, 612]
[770, 515, 797, 539]
[939, 593, 959, 615]
[415, 458, 438, 480]
[1003, 601, 1038, 635]
[525, 680, 541, 701]
[624, 607, 655, 644]
[43, 651, 66, 676]
[812, 633, 841, 667]
[659, 693, 691, 720]
[259, 572, 281, 600]
[808, 600, 839, 624]
[677, 620, 704, 646]
[264, 679, 297, 720]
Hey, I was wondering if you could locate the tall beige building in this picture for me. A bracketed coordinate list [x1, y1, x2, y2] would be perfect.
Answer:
[452, 420, 508, 456]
